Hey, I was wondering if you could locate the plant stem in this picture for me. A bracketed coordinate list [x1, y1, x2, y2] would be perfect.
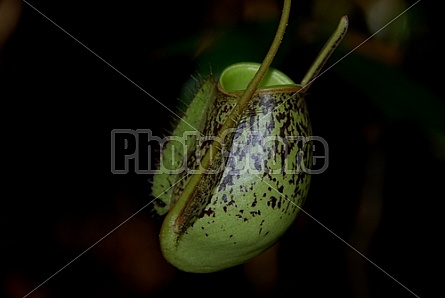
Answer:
[171, 0, 293, 234]
[234, 0, 291, 113]
[300, 15, 349, 92]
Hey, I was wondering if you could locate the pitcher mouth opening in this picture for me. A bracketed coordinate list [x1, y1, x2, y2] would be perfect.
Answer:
[217, 62, 302, 96]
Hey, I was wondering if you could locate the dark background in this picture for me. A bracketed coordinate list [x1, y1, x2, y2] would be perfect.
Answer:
[1, 0, 444, 297]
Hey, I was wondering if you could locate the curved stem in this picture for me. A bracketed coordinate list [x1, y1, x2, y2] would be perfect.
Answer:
[300, 15, 349, 92]
[191, 0, 292, 172]
[215, 0, 291, 142]
[235, 0, 291, 112]
[170, 0, 293, 234]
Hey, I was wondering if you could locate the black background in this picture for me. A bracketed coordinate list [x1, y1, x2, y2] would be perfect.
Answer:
[1, 0, 444, 297]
